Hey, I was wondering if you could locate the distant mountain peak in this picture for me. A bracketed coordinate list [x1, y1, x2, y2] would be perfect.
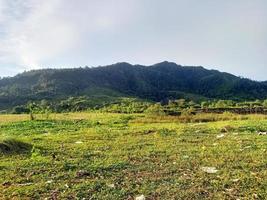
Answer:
[153, 61, 179, 66]
[111, 62, 132, 66]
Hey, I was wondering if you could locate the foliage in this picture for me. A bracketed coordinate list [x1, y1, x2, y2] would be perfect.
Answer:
[11, 106, 30, 114]
[6, 98, 267, 116]
[100, 98, 152, 113]
[1, 62, 267, 111]
[145, 103, 165, 115]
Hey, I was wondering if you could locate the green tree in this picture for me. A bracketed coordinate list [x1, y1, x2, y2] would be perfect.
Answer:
[27, 102, 39, 120]
[201, 101, 209, 109]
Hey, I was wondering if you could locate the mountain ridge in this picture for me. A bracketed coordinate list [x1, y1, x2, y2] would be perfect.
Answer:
[0, 61, 266, 110]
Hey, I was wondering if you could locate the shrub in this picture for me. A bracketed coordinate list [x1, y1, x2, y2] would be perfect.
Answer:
[11, 106, 30, 114]
[145, 103, 165, 116]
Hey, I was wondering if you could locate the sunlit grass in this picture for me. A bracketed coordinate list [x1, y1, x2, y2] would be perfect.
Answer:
[0, 112, 267, 199]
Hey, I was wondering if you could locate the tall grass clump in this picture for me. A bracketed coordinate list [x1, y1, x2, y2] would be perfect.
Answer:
[0, 138, 32, 154]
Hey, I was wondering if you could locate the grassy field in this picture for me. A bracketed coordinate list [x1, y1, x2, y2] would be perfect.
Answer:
[0, 112, 267, 199]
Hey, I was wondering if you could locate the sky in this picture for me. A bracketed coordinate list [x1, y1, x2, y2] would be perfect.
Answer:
[0, 0, 266, 80]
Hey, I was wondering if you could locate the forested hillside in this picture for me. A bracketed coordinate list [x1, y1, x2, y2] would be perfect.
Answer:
[0, 61, 267, 110]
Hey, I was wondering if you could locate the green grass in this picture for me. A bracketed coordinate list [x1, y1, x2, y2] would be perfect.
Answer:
[0, 113, 267, 199]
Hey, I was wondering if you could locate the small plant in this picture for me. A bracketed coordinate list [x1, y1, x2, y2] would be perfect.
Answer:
[158, 128, 176, 136]
[31, 146, 42, 160]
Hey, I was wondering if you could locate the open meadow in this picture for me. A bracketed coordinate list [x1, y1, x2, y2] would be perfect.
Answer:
[0, 112, 267, 199]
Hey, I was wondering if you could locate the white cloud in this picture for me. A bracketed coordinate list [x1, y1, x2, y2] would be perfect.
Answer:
[0, 0, 266, 80]
[0, 0, 79, 69]
[0, 1, 5, 23]
[0, 0, 138, 70]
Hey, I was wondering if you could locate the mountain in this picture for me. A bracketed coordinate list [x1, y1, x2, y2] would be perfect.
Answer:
[0, 61, 267, 110]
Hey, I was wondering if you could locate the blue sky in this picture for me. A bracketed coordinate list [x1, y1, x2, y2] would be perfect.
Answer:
[0, 0, 266, 80]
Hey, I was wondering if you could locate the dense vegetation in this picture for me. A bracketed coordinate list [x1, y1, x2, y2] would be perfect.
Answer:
[1, 61, 267, 111]
[1, 112, 267, 199]
[9, 97, 267, 118]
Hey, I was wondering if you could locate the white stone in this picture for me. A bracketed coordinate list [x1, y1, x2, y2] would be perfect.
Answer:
[107, 183, 115, 188]
[46, 180, 53, 184]
[136, 194, 146, 200]
[201, 167, 218, 174]
[216, 134, 225, 139]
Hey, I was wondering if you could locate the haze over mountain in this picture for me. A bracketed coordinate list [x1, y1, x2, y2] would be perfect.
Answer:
[0, 61, 267, 110]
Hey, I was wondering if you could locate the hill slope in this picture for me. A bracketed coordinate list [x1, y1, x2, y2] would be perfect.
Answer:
[0, 61, 266, 109]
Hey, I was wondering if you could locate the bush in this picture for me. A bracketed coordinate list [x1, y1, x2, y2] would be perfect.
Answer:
[11, 106, 30, 114]
[145, 103, 165, 116]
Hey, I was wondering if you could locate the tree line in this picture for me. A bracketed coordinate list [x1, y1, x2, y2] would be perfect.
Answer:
[10, 97, 267, 117]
